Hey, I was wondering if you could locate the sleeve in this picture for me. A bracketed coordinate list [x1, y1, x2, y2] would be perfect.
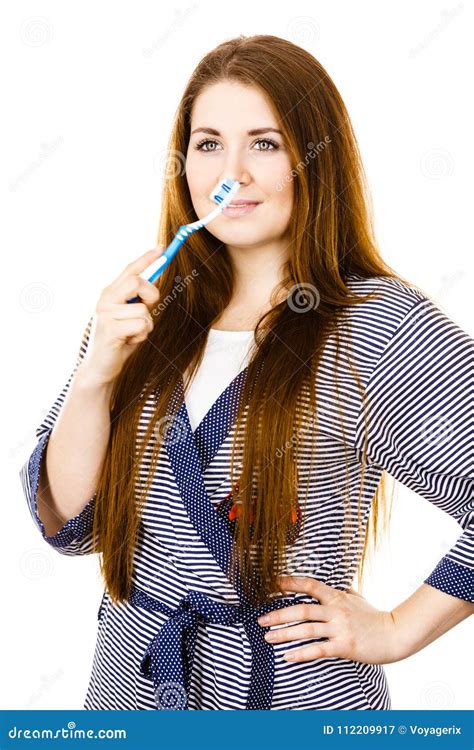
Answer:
[353, 296, 473, 602]
[19, 314, 99, 556]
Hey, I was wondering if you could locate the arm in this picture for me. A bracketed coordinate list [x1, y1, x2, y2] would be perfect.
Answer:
[37, 366, 114, 535]
[257, 575, 472, 665]
[19, 315, 113, 554]
[256, 294, 473, 665]
[390, 583, 474, 661]
[353, 296, 473, 605]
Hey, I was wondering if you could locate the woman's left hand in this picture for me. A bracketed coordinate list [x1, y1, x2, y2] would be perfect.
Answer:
[257, 575, 403, 665]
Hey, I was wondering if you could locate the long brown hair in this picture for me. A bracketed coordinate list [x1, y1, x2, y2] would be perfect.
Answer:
[92, 34, 416, 606]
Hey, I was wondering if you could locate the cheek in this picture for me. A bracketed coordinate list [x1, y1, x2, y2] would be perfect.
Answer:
[186, 156, 203, 199]
[258, 157, 293, 205]
[273, 176, 293, 220]
[185, 152, 209, 200]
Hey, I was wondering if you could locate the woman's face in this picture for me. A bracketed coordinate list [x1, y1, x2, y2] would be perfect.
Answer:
[185, 81, 294, 251]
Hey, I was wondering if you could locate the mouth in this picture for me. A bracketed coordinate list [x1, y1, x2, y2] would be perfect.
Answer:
[222, 201, 261, 217]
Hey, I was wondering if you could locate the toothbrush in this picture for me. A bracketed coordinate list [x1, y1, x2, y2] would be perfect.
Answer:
[127, 176, 240, 303]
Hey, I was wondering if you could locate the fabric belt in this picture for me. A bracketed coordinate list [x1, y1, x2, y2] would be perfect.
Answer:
[129, 584, 304, 710]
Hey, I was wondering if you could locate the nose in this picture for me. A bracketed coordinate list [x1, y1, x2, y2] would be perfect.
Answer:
[215, 176, 246, 204]
[220, 156, 251, 190]
[222, 176, 245, 190]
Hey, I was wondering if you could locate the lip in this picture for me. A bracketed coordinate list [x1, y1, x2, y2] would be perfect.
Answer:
[223, 201, 261, 217]
[226, 199, 261, 205]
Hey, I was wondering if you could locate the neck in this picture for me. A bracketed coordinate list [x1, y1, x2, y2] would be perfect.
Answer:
[211, 239, 291, 331]
[226, 237, 290, 306]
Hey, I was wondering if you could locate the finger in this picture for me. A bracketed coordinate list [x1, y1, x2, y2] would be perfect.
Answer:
[278, 576, 339, 605]
[258, 603, 331, 627]
[264, 621, 334, 644]
[106, 302, 154, 322]
[283, 640, 339, 662]
[104, 275, 160, 308]
[111, 246, 166, 287]
[113, 317, 153, 342]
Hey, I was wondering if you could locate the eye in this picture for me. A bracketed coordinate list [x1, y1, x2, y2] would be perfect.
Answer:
[254, 138, 279, 152]
[193, 138, 279, 153]
[194, 139, 220, 153]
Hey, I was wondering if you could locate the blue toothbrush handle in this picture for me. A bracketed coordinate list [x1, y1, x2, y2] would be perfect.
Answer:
[127, 227, 193, 304]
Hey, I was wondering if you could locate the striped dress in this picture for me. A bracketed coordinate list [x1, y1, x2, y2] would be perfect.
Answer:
[19, 273, 473, 710]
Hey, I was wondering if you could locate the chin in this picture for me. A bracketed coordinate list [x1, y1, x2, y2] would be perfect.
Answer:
[218, 225, 264, 239]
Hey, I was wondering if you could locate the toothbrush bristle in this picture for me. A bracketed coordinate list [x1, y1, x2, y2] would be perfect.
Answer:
[209, 177, 240, 206]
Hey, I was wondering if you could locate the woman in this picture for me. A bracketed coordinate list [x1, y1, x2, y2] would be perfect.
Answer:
[20, 34, 473, 710]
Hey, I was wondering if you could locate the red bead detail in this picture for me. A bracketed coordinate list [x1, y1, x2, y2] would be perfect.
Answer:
[228, 501, 255, 522]
[219, 474, 302, 543]
[228, 503, 238, 521]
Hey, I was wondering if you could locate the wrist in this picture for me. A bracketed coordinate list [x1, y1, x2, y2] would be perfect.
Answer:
[388, 602, 434, 662]
[381, 609, 412, 663]
[74, 364, 115, 394]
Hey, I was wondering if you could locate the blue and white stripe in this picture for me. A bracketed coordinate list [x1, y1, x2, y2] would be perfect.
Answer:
[19, 273, 473, 709]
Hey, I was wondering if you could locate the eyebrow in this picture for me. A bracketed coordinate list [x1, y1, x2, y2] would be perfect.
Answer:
[190, 127, 283, 136]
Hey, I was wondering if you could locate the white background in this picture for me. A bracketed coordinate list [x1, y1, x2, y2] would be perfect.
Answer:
[2, 0, 472, 710]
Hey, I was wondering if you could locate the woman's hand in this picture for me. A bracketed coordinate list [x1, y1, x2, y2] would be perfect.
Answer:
[80, 247, 165, 387]
[257, 575, 403, 665]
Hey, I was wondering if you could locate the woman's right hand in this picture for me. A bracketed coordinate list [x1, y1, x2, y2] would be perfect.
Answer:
[79, 246, 165, 386]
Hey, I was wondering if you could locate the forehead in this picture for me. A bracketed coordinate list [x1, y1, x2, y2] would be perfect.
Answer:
[190, 81, 279, 132]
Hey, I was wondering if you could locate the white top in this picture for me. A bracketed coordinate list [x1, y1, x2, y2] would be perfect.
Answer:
[184, 328, 255, 432]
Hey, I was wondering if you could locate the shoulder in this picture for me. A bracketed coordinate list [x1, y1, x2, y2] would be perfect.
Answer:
[343, 272, 430, 317]
[334, 272, 436, 374]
